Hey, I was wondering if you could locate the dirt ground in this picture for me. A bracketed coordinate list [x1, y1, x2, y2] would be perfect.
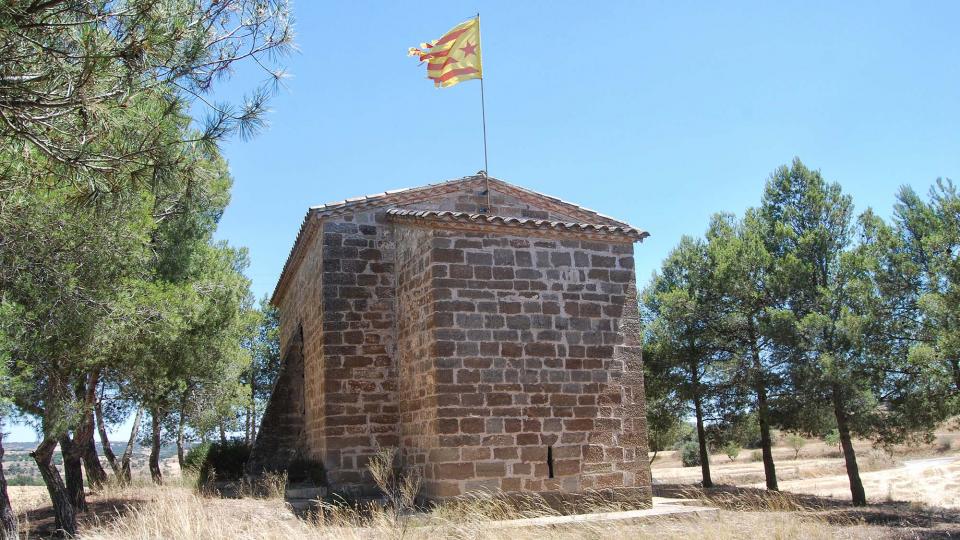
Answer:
[651, 427, 960, 509]
[766, 456, 960, 509]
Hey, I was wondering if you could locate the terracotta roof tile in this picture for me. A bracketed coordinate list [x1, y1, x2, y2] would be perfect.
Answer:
[385, 209, 649, 241]
[304, 174, 633, 227]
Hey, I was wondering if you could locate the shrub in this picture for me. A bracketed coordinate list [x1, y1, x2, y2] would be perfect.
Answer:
[750, 450, 763, 462]
[823, 429, 841, 451]
[680, 441, 701, 467]
[723, 442, 741, 462]
[198, 440, 251, 482]
[725, 412, 762, 449]
[247, 471, 288, 499]
[785, 434, 806, 460]
[183, 442, 212, 472]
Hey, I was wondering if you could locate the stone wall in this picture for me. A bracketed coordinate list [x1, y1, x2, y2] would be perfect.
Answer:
[270, 182, 650, 501]
[247, 328, 306, 475]
[318, 213, 399, 490]
[293, 184, 622, 492]
[405, 228, 651, 498]
[395, 227, 439, 476]
[274, 221, 326, 474]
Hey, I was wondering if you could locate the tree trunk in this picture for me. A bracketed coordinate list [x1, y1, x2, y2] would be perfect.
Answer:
[176, 413, 186, 470]
[250, 404, 257, 443]
[693, 395, 712, 488]
[31, 438, 76, 536]
[250, 357, 257, 444]
[82, 415, 108, 489]
[120, 407, 143, 484]
[250, 374, 257, 443]
[149, 409, 163, 484]
[58, 435, 87, 512]
[243, 404, 250, 446]
[95, 399, 120, 477]
[65, 370, 104, 496]
[748, 324, 778, 491]
[832, 385, 866, 506]
[755, 383, 779, 491]
[0, 430, 19, 540]
[689, 359, 713, 489]
[218, 422, 227, 444]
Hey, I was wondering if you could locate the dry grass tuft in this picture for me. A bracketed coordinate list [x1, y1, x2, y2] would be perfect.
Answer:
[80, 487, 306, 540]
[243, 471, 288, 500]
[671, 485, 826, 513]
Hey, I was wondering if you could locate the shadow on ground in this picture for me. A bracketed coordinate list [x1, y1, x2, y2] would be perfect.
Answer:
[20, 493, 148, 539]
[655, 483, 960, 539]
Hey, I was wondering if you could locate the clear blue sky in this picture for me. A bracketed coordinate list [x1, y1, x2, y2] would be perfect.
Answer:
[217, 0, 959, 302]
[7, 1, 960, 441]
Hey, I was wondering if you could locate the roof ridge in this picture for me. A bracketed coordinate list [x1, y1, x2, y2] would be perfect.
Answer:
[309, 173, 481, 212]
[305, 174, 633, 228]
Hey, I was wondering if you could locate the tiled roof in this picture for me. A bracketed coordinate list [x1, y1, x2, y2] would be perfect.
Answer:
[385, 209, 649, 241]
[271, 174, 645, 304]
[307, 174, 632, 227]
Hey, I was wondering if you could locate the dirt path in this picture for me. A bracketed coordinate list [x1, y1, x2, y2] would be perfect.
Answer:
[752, 455, 960, 508]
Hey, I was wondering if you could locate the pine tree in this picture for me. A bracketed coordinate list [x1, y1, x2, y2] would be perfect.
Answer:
[642, 237, 724, 487]
[706, 210, 784, 491]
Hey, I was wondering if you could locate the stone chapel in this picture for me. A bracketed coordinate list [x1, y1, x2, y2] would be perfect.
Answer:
[249, 173, 652, 502]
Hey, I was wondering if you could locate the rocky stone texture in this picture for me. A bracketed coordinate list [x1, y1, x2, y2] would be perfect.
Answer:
[264, 180, 651, 503]
[317, 214, 399, 490]
[403, 229, 650, 497]
[396, 226, 439, 481]
[247, 329, 306, 476]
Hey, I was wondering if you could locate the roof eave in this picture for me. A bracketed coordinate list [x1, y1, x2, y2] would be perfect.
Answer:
[270, 209, 318, 307]
[385, 208, 649, 242]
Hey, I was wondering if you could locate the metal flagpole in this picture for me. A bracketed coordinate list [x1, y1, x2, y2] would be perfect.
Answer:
[477, 13, 491, 213]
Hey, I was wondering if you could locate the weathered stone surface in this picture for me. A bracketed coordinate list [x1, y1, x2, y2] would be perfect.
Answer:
[262, 179, 651, 503]
[247, 328, 306, 476]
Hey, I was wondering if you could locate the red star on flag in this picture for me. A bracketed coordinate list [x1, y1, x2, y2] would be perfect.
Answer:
[408, 18, 483, 88]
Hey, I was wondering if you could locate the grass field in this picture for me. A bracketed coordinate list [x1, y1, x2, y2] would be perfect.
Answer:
[9, 480, 960, 539]
[5, 427, 959, 538]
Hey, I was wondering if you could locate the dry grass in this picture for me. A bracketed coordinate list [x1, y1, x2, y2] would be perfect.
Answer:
[72, 484, 844, 540]
[10, 428, 960, 539]
[6, 480, 958, 539]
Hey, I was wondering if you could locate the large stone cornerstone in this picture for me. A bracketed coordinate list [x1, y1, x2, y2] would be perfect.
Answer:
[252, 174, 652, 503]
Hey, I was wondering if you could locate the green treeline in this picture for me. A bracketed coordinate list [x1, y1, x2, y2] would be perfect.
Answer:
[643, 158, 960, 505]
[0, 1, 293, 536]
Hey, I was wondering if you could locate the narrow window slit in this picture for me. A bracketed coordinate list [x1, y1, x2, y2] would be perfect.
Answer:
[547, 445, 554, 479]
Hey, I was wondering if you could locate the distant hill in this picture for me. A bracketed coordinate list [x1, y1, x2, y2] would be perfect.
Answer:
[2, 442, 187, 486]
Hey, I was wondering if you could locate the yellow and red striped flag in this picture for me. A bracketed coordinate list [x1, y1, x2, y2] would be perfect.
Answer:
[408, 18, 483, 88]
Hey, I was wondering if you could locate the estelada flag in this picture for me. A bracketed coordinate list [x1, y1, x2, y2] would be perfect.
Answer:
[408, 18, 482, 88]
